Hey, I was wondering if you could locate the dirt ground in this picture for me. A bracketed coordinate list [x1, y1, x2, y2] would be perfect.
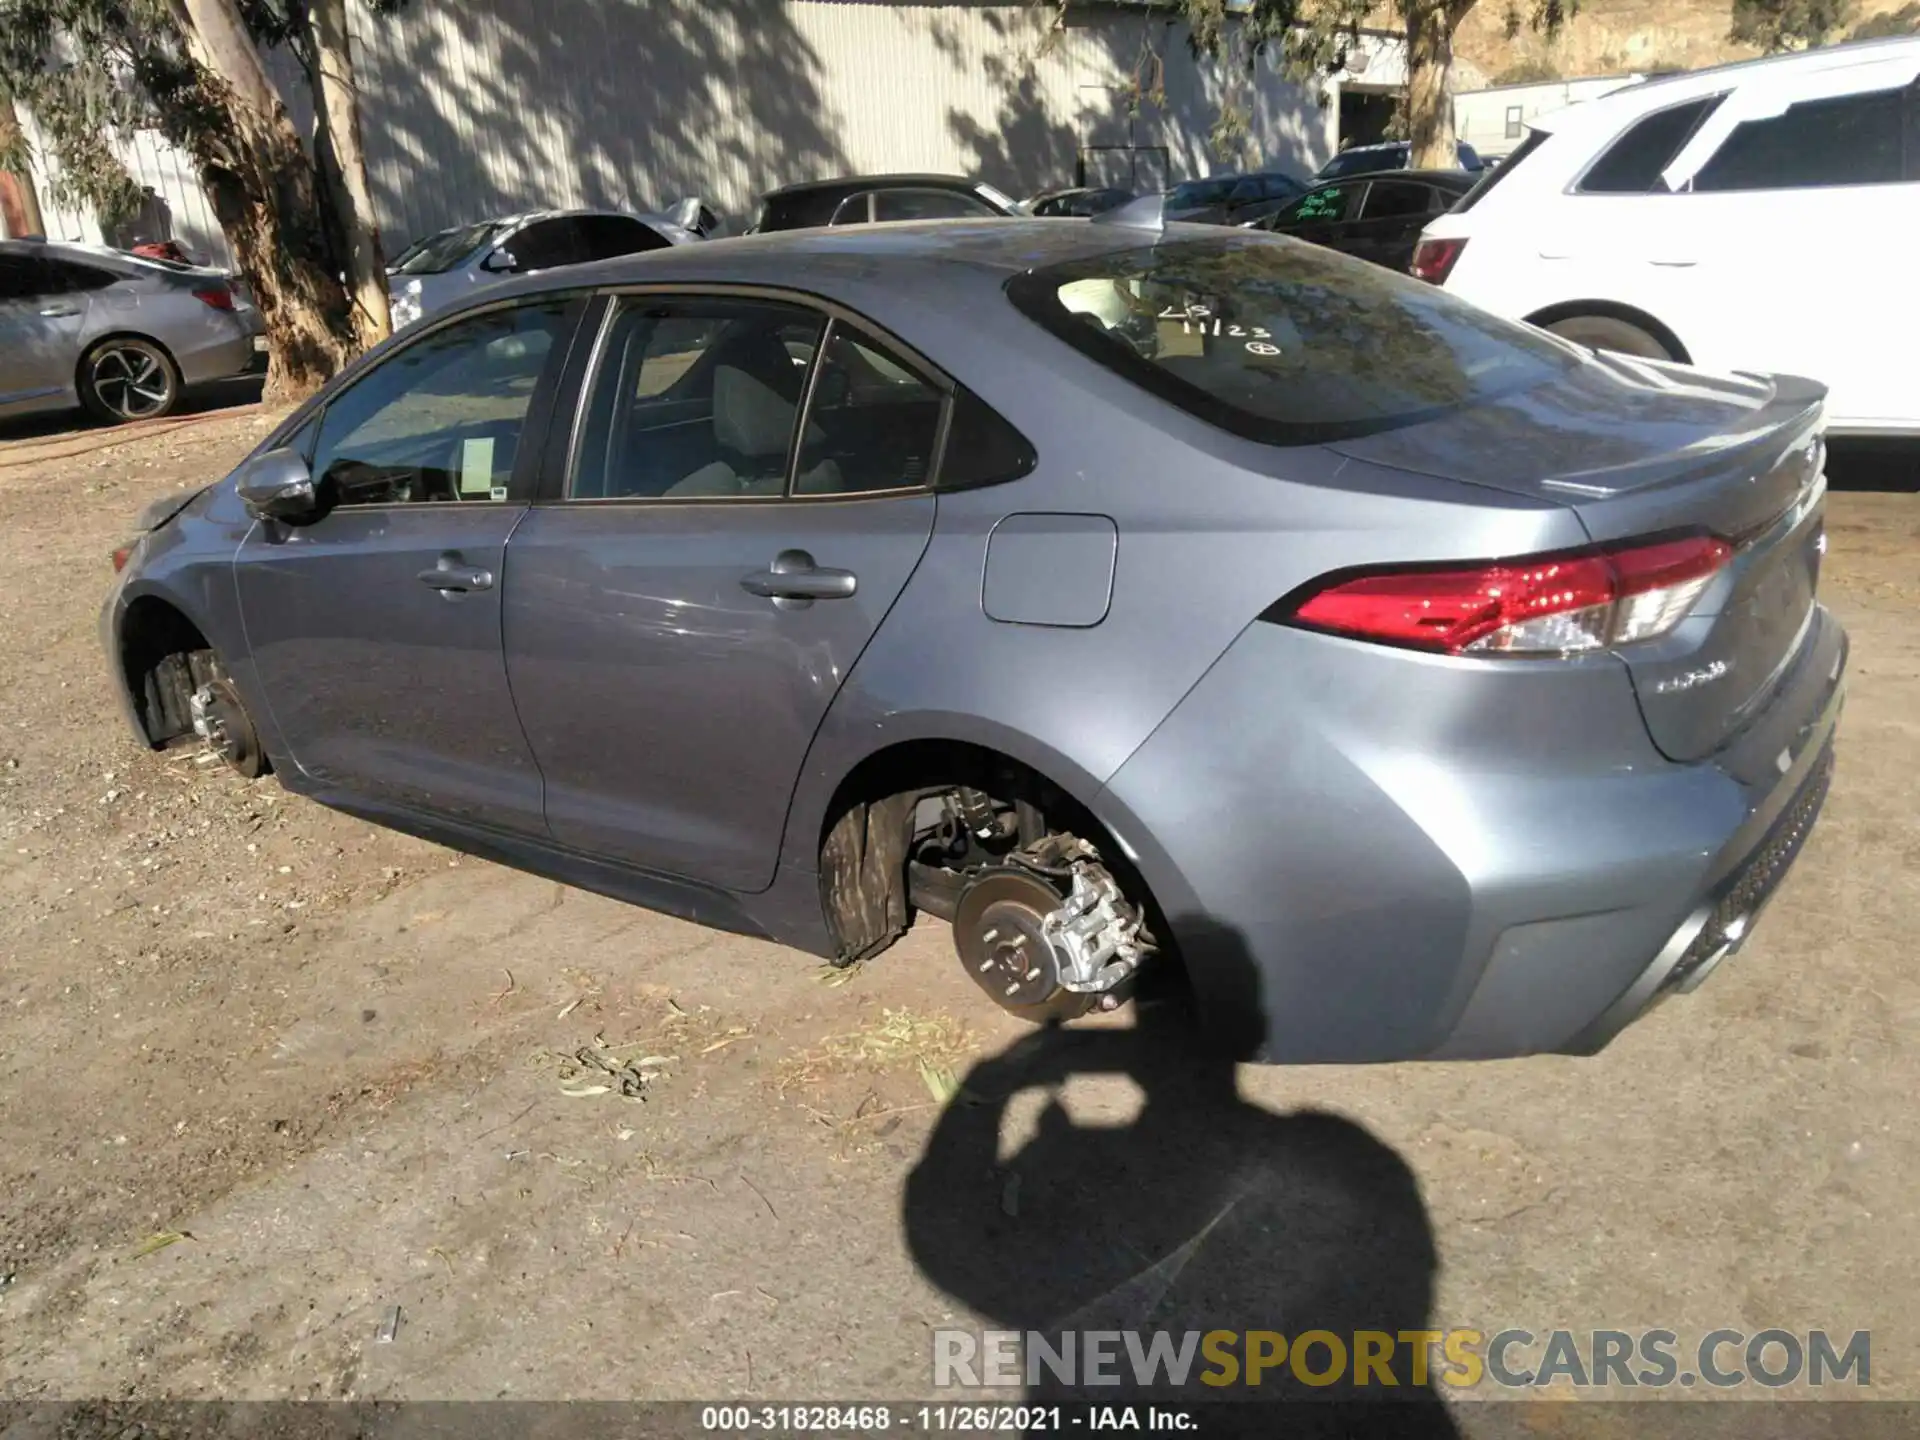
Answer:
[0, 403, 1915, 1410]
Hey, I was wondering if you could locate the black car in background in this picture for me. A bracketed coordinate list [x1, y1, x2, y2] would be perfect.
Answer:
[1160, 170, 1309, 226]
[748, 174, 1022, 231]
[1314, 140, 1485, 181]
[1249, 170, 1476, 271]
[1026, 186, 1134, 217]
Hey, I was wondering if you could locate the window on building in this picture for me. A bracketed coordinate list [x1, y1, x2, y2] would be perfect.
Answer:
[1505, 105, 1524, 140]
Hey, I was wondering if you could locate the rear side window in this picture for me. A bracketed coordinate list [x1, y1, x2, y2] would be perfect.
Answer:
[1694, 87, 1907, 191]
[1361, 180, 1435, 220]
[1007, 236, 1575, 447]
[1451, 128, 1548, 212]
[1579, 96, 1725, 193]
[938, 389, 1036, 490]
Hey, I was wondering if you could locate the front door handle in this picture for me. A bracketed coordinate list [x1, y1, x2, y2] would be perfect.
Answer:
[417, 555, 495, 594]
[740, 549, 857, 604]
[38, 302, 81, 318]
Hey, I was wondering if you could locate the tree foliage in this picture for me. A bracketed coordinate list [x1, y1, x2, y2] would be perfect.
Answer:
[1060, 0, 1578, 173]
[1729, 0, 1857, 50]
[0, 0, 400, 398]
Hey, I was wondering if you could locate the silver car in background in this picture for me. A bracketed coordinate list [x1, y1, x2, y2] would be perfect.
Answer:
[0, 239, 265, 425]
[387, 205, 707, 330]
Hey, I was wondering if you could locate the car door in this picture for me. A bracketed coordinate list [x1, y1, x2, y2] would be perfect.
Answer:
[0, 254, 92, 414]
[501, 292, 940, 892]
[1348, 179, 1445, 269]
[1649, 57, 1920, 428]
[231, 297, 583, 832]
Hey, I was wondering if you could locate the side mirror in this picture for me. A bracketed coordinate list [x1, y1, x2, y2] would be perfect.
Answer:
[481, 247, 517, 274]
[669, 197, 704, 233]
[235, 447, 317, 520]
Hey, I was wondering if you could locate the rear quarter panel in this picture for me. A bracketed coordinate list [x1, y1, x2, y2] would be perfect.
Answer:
[777, 280, 1592, 883]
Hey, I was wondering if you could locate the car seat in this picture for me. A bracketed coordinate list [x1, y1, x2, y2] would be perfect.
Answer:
[666, 328, 842, 497]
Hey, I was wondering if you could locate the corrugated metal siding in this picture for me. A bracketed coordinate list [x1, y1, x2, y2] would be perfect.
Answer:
[20, 1, 1338, 259]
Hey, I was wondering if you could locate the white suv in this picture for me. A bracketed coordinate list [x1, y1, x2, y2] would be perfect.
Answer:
[1415, 38, 1920, 436]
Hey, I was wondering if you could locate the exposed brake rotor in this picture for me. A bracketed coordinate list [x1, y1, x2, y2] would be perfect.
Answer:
[952, 868, 1097, 1024]
[190, 676, 267, 778]
[951, 853, 1152, 1024]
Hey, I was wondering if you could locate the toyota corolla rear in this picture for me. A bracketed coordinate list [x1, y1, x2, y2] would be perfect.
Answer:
[1002, 231, 1844, 1062]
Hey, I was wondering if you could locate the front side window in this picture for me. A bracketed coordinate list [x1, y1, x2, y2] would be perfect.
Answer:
[1276, 183, 1361, 225]
[392, 222, 501, 275]
[871, 189, 999, 222]
[307, 301, 573, 507]
[499, 218, 580, 272]
[1007, 236, 1575, 447]
[571, 298, 825, 500]
[1579, 96, 1725, 194]
[1694, 87, 1907, 191]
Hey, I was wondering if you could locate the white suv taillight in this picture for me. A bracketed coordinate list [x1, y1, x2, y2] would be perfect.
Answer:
[1278, 534, 1734, 657]
[1410, 236, 1467, 285]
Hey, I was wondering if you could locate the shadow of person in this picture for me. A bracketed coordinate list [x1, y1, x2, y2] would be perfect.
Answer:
[903, 917, 1459, 1437]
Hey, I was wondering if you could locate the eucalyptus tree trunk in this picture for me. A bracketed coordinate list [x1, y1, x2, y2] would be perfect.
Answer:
[307, 0, 390, 346]
[174, 0, 357, 402]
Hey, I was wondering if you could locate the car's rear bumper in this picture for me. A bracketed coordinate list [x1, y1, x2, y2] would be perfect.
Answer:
[1096, 604, 1848, 1063]
[174, 314, 263, 388]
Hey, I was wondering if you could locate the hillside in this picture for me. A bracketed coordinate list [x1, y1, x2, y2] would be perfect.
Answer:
[1450, 0, 1920, 87]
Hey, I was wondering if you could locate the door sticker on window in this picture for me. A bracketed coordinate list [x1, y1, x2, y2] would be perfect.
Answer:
[460, 437, 496, 496]
[1294, 190, 1345, 221]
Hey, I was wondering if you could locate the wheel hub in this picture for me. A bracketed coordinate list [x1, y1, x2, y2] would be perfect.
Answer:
[952, 868, 1094, 1023]
[190, 677, 265, 777]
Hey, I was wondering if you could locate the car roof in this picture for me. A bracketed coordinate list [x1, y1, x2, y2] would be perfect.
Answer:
[0, 238, 186, 275]
[1531, 35, 1920, 131]
[762, 174, 983, 199]
[457, 217, 1213, 330]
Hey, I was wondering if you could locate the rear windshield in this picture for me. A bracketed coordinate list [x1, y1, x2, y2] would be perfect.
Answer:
[1006, 236, 1575, 446]
[392, 222, 501, 275]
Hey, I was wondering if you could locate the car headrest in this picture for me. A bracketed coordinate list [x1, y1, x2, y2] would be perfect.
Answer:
[713, 364, 827, 459]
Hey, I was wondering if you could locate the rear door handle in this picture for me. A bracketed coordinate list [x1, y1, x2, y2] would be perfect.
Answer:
[740, 549, 857, 604]
[38, 303, 81, 317]
[417, 555, 494, 593]
[1650, 257, 1697, 267]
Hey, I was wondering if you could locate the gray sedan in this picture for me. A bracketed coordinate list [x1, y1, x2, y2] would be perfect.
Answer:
[0, 240, 264, 424]
[386, 206, 704, 331]
[102, 219, 1844, 1063]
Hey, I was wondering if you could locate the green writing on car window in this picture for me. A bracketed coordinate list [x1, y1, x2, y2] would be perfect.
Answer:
[1295, 191, 1344, 221]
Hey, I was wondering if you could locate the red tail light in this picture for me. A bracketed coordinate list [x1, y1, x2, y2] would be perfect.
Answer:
[1277, 534, 1734, 657]
[191, 285, 235, 311]
[1410, 236, 1467, 285]
[112, 543, 135, 573]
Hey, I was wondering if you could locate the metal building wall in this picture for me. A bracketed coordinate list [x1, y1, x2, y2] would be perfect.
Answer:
[18, 1, 1336, 261]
